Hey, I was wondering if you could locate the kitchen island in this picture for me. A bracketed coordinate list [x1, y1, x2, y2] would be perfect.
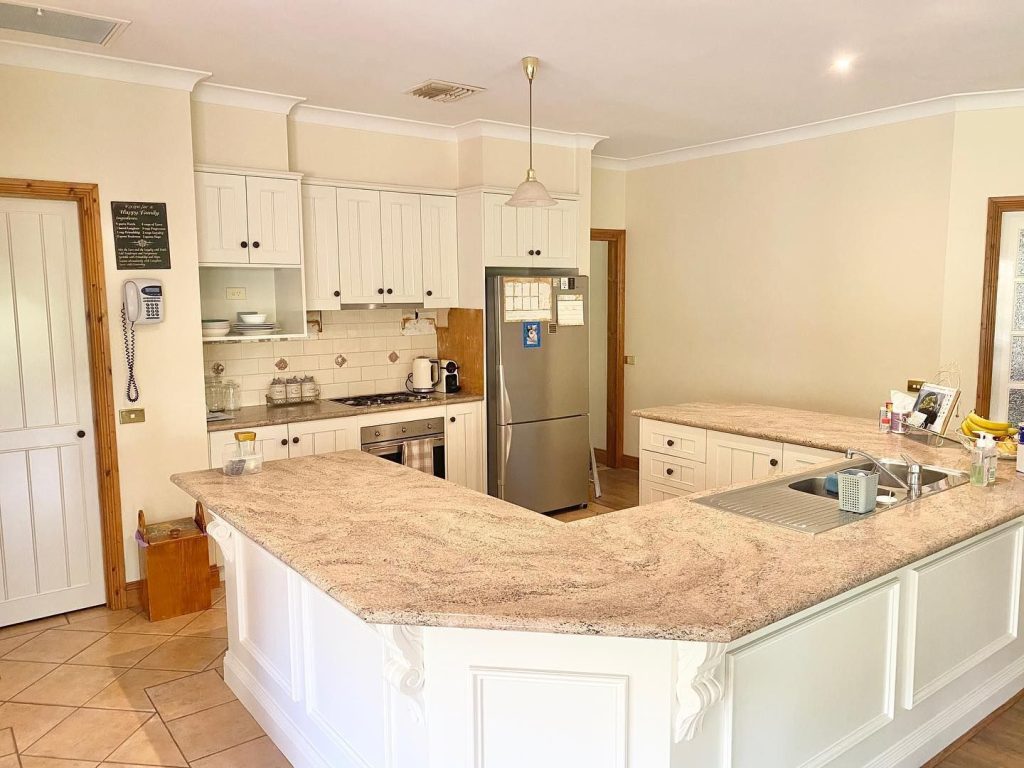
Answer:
[172, 403, 1024, 768]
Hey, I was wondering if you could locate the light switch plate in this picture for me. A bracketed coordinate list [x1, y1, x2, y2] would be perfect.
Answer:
[225, 287, 246, 300]
[119, 408, 145, 424]
[624, 355, 636, 365]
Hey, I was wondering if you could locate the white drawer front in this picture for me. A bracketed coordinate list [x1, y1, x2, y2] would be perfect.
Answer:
[639, 419, 707, 461]
[640, 451, 705, 493]
[639, 480, 685, 504]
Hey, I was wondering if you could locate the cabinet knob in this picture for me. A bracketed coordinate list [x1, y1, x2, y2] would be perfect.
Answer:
[280, 439, 288, 446]
[333, 290, 341, 297]
[377, 288, 385, 295]
[528, 249, 536, 256]
[386, 288, 393, 295]
[770, 458, 779, 467]
[665, 467, 675, 476]
[450, 416, 456, 423]
[240, 241, 248, 248]
[666, 439, 675, 447]
[292, 437, 299, 444]
[536, 250, 542, 256]
[426, 290, 433, 297]
[76, 429, 86, 438]
[251, 241, 261, 249]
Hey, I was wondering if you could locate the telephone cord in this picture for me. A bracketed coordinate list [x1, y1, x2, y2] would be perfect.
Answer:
[121, 305, 139, 403]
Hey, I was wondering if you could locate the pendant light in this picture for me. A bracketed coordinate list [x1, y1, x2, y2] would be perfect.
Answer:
[506, 56, 556, 207]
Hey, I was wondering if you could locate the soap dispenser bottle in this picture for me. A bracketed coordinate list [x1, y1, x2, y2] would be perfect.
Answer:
[971, 433, 997, 487]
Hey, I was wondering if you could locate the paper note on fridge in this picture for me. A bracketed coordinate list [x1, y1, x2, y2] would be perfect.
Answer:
[557, 294, 585, 326]
[503, 277, 553, 322]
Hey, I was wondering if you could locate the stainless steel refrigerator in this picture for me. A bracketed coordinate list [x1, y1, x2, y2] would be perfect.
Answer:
[486, 268, 590, 513]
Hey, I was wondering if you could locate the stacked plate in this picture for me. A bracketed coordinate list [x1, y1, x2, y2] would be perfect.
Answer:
[231, 321, 279, 336]
[202, 319, 231, 338]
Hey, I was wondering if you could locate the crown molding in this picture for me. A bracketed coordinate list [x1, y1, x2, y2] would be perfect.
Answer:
[0, 39, 209, 91]
[192, 82, 305, 114]
[602, 88, 1024, 171]
[591, 155, 630, 172]
[453, 119, 607, 150]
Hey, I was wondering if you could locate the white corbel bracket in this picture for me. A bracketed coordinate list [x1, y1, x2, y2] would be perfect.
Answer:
[673, 641, 727, 742]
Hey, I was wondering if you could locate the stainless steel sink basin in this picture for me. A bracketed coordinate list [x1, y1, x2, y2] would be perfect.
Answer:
[695, 457, 968, 534]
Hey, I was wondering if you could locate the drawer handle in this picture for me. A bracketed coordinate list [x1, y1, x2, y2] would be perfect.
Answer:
[666, 439, 675, 447]
[770, 458, 779, 467]
[665, 468, 675, 476]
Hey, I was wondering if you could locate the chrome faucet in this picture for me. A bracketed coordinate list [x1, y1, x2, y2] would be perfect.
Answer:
[844, 448, 922, 498]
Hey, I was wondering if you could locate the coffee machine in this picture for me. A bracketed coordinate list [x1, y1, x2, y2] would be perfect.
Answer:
[436, 359, 460, 393]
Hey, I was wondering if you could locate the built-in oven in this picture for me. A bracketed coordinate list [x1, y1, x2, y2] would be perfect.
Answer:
[360, 417, 445, 478]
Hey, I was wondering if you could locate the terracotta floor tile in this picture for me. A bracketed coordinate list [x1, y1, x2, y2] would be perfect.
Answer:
[135, 637, 227, 672]
[105, 715, 187, 767]
[146, 670, 234, 721]
[65, 606, 123, 624]
[190, 735, 291, 768]
[0, 755, 17, 768]
[177, 609, 227, 639]
[165, 700, 263, 761]
[21, 757, 100, 768]
[210, 585, 225, 605]
[66, 634, 167, 669]
[0, 727, 13, 756]
[113, 612, 201, 636]
[0, 616, 69, 642]
[0, 702, 76, 751]
[0, 632, 41, 658]
[0, 660, 59, 700]
[85, 669, 190, 712]
[24, 707, 150, 761]
[13, 665, 124, 707]
[57, 610, 137, 634]
[204, 651, 225, 673]
[3, 631, 105, 664]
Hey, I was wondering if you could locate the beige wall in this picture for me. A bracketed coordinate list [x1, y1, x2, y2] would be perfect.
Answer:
[622, 115, 956, 455]
[0, 64, 209, 581]
[591, 167, 626, 230]
[191, 101, 290, 170]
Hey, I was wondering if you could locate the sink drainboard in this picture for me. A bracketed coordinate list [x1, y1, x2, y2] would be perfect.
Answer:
[695, 483, 878, 534]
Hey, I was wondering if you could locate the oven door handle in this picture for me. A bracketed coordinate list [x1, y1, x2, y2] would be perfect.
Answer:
[363, 436, 444, 455]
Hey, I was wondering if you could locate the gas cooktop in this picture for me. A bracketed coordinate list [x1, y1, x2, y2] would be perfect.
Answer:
[329, 391, 432, 407]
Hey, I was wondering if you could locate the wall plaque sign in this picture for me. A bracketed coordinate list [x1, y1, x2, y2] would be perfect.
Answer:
[112, 201, 171, 270]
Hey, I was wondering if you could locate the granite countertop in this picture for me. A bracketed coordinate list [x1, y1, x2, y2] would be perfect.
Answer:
[207, 391, 484, 432]
[174, 402, 1024, 643]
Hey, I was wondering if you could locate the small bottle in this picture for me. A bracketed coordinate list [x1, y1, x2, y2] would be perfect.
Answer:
[971, 433, 997, 487]
[878, 405, 890, 432]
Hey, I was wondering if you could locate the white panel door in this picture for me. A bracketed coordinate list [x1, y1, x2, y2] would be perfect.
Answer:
[302, 185, 341, 311]
[445, 402, 485, 492]
[421, 195, 459, 308]
[336, 188, 384, 304]
[0, 198, 105, 624]
[483, 193, 519, 267]
[287, 417, 360, 457]
[705, 430, 782, 489]
[245, 176, 301, 265]
[536, 199, 578, 269]
[195, 171, 249, 264]
[517, 207, 549, 266]
[380, 192, 423, 304]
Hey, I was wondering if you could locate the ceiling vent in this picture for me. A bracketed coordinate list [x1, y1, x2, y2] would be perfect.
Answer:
[0, 2, 130, 45]
[406, 79, 484, 103]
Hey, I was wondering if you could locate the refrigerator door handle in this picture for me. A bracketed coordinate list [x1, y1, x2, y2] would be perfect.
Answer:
[498, 364, 512, 425]
[498, 424, 512, 498]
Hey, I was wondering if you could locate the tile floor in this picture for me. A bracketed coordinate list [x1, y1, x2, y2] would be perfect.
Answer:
[0, 588, 291, 767]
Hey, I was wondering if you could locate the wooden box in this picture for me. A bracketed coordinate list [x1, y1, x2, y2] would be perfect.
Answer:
[136, 503, 212, 621]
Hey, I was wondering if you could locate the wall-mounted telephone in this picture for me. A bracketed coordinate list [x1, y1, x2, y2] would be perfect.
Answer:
[121, 279, 164, 403]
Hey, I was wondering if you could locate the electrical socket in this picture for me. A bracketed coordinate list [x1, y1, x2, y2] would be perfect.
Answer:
[119, 408, 145, 424]
[225, 287, 246, 300]
[907, 379, 924, 393]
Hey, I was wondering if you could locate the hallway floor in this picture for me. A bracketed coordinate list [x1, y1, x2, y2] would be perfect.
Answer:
[0, 588, 291, 767]
[933, 691, 1024, 767]
[552, 464, 640, 522]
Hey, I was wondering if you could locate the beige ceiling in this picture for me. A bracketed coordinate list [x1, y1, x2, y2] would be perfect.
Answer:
[5, 0, 1024, 158]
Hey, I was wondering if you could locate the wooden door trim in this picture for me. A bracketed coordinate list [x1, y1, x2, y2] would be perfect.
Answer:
[0, 177, 126, 611]
[976, 196, 1024, 417]
[591, 228, 626, 468]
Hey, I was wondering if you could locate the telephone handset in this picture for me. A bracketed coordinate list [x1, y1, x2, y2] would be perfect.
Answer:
[121, 279, 164, 403]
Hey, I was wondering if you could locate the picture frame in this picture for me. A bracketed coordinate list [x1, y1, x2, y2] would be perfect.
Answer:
[909, 383, 960, 434]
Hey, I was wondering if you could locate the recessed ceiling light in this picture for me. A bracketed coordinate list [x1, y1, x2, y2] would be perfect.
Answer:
[831, 55, 855, 74]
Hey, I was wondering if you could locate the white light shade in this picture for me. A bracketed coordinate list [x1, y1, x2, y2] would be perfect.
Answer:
[506, 172, 556, 208]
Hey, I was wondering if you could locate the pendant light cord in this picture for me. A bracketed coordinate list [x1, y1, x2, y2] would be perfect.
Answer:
[528, 75, 534, 172]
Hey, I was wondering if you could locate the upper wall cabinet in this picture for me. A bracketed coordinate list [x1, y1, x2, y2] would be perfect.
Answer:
[481, 192, 579, 269]
[303, 184, 460, 309]
[195, 170, 302, 266]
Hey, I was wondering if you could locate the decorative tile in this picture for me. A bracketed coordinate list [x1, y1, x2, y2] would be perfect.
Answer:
[335, 354, 347, 367]
[0, 702, 76, 752]
[24, 707, 149, 761]
[274, 358, 289, 371]
[3, 630, 105, 664]
[105, 715, 187, 767]
[146, 670, 234, 721]
[165, 701, 264, 761]
[210, 362, 225, 376]
[85, 669, 190, 712]
[12, 665, 124, 707]
[189, 735, 291, 768]
[388, 351, 400, 363]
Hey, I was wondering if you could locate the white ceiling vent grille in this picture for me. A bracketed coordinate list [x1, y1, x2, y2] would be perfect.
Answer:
[406, 79, 484, 103]
[0, 2, 130, 45]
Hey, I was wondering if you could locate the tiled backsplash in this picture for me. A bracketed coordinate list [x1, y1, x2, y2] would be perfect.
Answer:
[203, 309, 438, 407]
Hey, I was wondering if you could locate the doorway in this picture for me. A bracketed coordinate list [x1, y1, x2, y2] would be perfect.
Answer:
[589, 229, 627, 468]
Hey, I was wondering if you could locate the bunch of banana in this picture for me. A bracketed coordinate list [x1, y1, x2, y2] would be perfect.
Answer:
[959, 411, 1019, 439]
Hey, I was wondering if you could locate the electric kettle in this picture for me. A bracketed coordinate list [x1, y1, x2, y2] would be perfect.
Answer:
[407, 356, 440, 394]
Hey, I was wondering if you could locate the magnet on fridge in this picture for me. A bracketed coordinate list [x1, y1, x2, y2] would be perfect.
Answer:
[522, 321, 541, 348]
[560, 277, 569, 290]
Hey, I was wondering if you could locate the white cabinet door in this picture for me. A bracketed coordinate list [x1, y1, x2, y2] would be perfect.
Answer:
[535, 199, 578, 269]
[421, 195, 459, 308]
[705, 430, 783, 489]
[517, 207, 549, 265]
[445, 401, 485, 492]
[782, 443, 844, 472]
[302, 185, 341, 311]
[208, 424, 290, 468]
[483, 193, 519, 267]
[337, 188, 384, 304]
[245, 176, 301, 265]
[288, 417, 360, 457]
[380, 192, 423, 304]
[195, 172, 249, 264]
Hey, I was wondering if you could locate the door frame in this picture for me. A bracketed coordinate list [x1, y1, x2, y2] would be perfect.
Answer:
[975, 196, 1024, 417]
[590, 228, 627, 468]
[0, 177, 127, 611]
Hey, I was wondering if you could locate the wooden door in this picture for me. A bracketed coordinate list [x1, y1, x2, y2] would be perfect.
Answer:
[0, 198, 105, 624]
[705, 430, 783, 489]
[336, 188, 384, 304]
[195, 172, 249, 264]
[421, 195, 459, 308]
[482, 193, 519, 266]
[245, 176, 301, 265]
[536, 199, 578, 269]
[302, 185, 341, 311]
[444, 402, 485, 492]
[287, 417, 360, 457]
[380, 192, 423, 304]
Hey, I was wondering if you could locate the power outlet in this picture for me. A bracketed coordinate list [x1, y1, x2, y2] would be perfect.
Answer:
[119, 408, 145, 424]
[907, 379, 924, 393]
[225, 287, 246, 300]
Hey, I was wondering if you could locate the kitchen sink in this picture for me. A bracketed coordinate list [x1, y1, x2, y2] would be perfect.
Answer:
[694, 457, 969, 534]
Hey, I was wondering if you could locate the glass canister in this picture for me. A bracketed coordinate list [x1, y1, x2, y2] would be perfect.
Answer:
[224, 380, 241, 412]
[205, 376, 226, 413]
